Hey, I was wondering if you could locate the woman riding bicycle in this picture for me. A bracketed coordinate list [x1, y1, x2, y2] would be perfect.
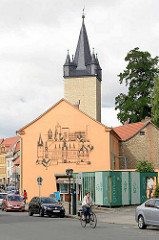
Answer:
[82, 192, 93, 219]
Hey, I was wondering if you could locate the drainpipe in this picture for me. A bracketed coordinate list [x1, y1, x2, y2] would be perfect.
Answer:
[16, 133, 22, 194]
[114, 156, 127, 169]
[110, 132, 114, 171]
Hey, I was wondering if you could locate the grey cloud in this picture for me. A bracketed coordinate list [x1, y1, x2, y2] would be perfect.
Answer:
[0, 0, 159, 138]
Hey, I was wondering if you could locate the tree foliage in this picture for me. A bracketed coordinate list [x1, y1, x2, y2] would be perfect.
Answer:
[115, 47, 159, 124]
[154, 184, 159, 198]
[151, 77, 159, 127]
[136, 160, 154, 172]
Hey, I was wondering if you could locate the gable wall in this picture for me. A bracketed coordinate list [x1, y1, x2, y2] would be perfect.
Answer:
[20, 101, 114, 200]
[119, 124, 159, 169]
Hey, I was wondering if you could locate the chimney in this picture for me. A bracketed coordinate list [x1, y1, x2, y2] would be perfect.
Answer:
[73, 100, 80, 109]
[124, 121, 128, 125]
[145, 116, 151, 121]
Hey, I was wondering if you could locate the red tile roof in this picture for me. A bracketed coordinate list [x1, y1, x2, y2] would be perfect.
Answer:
[1, 136, 20, 147]
[113, 121, 148, 141]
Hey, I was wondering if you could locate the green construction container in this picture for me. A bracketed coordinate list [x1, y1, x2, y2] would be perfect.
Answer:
[73, 171, 158, 207]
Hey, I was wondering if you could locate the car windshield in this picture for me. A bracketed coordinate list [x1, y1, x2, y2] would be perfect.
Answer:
[8, 196, 22, 202]
[0, 194, 6, 199]
[41, 198, 58, 204]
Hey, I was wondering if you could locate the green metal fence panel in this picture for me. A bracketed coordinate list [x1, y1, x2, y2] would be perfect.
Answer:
[82, 172, 95, 203]
[122, 172, 130, 205]
[140, 173, 148, 203]
[131, 172, 140, 204]
[111, 172, 122, 206]
[95, 172, 103, 205]
[103, 172, 110, 206]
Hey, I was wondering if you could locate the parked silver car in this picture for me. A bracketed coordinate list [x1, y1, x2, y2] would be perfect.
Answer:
[6, 186, 15, 194]
[135, 198, 159, 229]
[0, 193, 7, 208]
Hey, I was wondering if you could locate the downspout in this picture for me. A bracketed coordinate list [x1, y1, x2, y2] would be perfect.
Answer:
[114, 156, 127, 169]
[16, 133, 22, 194]
[110, 132, 113, 171]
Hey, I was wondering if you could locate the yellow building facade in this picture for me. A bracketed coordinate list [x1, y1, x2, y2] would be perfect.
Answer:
[17, 99, 119, 201]
[0, 150, 6, 186]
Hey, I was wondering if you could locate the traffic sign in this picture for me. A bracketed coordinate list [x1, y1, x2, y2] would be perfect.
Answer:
[37, 176, 43, 185]
[77, 172, 82, 185]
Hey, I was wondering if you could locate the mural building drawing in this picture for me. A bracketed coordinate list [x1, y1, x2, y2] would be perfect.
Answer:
[36, 123, 94, 168]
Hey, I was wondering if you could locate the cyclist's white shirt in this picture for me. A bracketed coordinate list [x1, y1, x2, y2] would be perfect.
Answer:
[82, 196, 93, 207]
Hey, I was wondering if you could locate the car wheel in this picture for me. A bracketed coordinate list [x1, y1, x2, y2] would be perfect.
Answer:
[138, 215, 146, 229]
[39, 208, 44, 217]
[60, 214, 65, 218]
[1, 207, 4, 211]
[48, 214, 52, 218]
[28, 208, 33, 216]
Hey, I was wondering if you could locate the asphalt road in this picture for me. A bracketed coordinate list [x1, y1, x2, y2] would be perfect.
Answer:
[0, 211, 159, 240]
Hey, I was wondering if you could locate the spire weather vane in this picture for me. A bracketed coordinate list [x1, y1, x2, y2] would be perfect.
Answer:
[82, 8, 85, 22]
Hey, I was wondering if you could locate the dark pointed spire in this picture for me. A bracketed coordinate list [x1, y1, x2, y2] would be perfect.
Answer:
[64, 50, 71, 66]
[74, 17, 91, 69]
[63, 15, 102, 81]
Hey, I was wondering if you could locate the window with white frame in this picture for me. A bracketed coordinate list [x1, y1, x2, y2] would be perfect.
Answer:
[60, 184, 68, 193]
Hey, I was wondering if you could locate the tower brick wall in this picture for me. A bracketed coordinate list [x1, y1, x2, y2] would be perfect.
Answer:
[64, 76, 101, 122]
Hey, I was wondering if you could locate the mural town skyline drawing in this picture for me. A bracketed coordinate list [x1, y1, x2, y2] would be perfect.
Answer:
[36, 123, 94, 168]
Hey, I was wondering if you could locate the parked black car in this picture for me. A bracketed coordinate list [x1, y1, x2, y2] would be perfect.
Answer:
[28, 197, 65, 217]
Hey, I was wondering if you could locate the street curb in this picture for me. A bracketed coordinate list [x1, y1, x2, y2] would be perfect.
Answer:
[66, 214, 137, 226]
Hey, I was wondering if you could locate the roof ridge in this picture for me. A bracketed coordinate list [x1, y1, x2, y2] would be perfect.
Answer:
[16, 98, 111, 134]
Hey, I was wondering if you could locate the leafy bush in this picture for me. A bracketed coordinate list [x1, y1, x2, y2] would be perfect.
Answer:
[136, 160, 154, 172]
[154, 184, 159, 198]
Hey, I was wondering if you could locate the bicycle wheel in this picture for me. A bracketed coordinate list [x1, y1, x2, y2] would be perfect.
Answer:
[80, 214, 87, 228]
[90, 212, 97, 228]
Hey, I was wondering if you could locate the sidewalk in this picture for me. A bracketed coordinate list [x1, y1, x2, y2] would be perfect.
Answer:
[25, 202, 137, 226]
[63, 203, 137, 226]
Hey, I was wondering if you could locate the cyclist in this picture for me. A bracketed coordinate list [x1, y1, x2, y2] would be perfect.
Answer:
[82, 192, 93, 219]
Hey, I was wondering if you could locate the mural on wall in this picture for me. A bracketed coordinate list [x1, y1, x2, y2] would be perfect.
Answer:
[36, 123, 94, 168]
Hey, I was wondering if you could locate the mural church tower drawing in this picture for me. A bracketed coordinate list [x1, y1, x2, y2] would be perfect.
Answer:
[63, 13, 102, 122]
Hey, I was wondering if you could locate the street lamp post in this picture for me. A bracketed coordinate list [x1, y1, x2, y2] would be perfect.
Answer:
[66, 168, 73, 214]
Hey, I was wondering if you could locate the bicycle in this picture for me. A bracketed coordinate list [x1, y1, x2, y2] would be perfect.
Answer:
[78, 209, 97, 228]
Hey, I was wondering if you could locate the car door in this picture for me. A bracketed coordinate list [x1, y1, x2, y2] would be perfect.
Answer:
[144, 200, 156, 225]
[152, 200, 159, 226]
[4, 196, 8, 209]
[2, 195, 7, 209]
[34, 197, 40, 214]
[29, 198, 34, 213]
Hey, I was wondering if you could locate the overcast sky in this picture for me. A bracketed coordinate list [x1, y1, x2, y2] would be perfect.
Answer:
[0, 0, 159, 138]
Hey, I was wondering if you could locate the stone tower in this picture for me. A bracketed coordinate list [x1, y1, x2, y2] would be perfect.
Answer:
[63, 15, 102, 122]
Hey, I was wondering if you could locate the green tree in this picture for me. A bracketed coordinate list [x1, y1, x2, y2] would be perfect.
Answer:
[154, 184, 159, 198]
[115, 47, 159, 124]
[151, 77, 159, 127]
[136, 160, 154, 172]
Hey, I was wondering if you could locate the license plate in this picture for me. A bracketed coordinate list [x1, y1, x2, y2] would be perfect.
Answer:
[53, 210, 60, 213]
[14, 206, 19, 209]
